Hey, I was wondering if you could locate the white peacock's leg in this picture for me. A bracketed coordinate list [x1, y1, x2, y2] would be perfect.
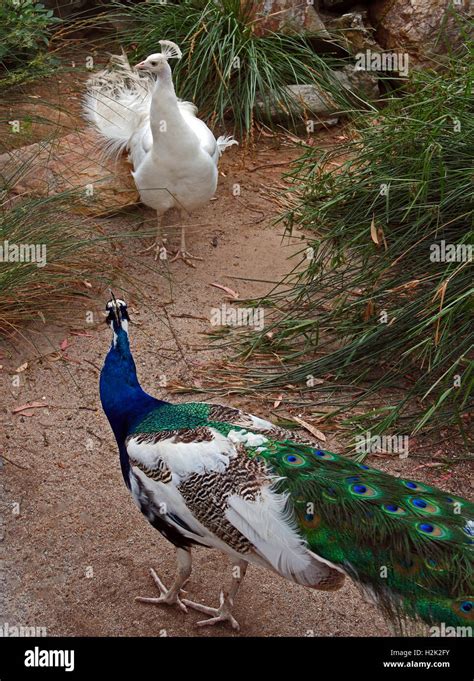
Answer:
[142, 212, 167, 260]
[135, 547, 192, 614]
[183, 559, 248, 630]
[170, 213, 203, 267]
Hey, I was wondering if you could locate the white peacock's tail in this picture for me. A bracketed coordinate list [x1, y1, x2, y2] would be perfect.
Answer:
[216, 135, 239, 159]
[83, 52, 154, 160]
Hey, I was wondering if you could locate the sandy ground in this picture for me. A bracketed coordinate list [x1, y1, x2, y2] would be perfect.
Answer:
[0, 74, 472, 638]
[0, 137, 390, 637]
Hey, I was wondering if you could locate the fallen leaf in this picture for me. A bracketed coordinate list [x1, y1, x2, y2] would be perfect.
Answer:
[210, 282, 239, 299]
[60, 338, 69, 351]
[363, 300, 375, 321]
[273, 394, 283, 408]
[15, 362, 28, 373]
[370, 215, 379, 245]
[291, 415, 327, 442]
[83, 280, 92, 289]
[12, 401, 46, 414]
[412, 462, 444, 471]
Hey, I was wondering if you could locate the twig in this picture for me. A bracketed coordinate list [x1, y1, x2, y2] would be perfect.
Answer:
[0, 452, 29, 470]
[163, 306, 191, 370]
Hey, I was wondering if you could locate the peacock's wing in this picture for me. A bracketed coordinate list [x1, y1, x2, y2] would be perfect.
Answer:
[127, 401, 474, 630]
[125, 401, 344, 589]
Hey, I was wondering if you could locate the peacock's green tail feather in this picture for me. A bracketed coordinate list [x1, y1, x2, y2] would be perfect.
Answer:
[131, 402, 474, 631]
[257, 441, 473, 632]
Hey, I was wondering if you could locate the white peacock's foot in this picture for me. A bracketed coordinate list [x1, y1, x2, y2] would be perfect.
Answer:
[135, 567, 188, 613]
[170, 248, 203, 268]
[182, 591, 240, 630]
[141, 241, 168, 262]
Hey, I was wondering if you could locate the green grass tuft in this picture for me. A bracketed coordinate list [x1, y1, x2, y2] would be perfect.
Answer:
[107, 0, 359, 137]
[224, 44, 473, 442]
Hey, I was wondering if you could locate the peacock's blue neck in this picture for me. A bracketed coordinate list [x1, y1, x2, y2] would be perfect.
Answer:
[100, 328, 166, 484]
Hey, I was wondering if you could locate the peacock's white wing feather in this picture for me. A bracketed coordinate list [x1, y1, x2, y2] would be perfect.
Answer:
[125, 418, 344, 588]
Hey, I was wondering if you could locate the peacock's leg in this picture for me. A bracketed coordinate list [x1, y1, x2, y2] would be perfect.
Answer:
[182, 559, 247, 630]
[142, 212, 168, 261]
[135, 547, 191, 613]
[170, 222, 203, 267]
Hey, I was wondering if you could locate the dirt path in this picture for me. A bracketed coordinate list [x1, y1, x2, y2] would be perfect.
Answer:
[0, 136, 387, 637]
[1, 129, 472, 637]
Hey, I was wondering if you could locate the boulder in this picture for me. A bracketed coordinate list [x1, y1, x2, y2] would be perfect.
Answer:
[0, 129, 139, 215]
[255, 67, 379, 123]
[246, 0, 329, 38]
[325, 10, 383, 54]
[370, 0, 471, 66]
[335, 65, 380, 101]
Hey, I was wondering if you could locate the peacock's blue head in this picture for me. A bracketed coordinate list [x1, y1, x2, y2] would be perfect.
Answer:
[106, 296, 130, 338]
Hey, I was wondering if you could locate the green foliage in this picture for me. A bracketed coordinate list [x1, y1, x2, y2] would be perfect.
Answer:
[0, 187, 119, 335]
[108, 0, 355, 136]
[0, 1, 60, 69]
[231, 46, 473, 438]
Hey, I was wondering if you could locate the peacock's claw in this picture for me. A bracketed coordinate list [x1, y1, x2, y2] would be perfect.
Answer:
[135, 567, 188, 613]
[170, 248, 203, 267]
[141, 240, 168, 262]
[182, 591, 240, 630]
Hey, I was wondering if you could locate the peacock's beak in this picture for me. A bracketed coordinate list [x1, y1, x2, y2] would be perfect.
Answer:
[135, 61, 146, 70]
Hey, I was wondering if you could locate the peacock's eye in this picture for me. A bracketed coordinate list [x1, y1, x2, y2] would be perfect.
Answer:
[150, 61, 157, 66]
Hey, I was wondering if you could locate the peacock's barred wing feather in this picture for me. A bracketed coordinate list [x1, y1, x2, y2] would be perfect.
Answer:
[129, 401, 473, 631]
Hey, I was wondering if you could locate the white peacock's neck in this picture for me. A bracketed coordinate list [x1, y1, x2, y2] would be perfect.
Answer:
[149, 63, 195, 147]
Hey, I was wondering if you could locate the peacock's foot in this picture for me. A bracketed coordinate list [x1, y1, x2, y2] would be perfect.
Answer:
[141, 239, 169, 261]
[135, 567, 188, 613]
[170, 248, 203, 268]
[182, 591, 240, 630]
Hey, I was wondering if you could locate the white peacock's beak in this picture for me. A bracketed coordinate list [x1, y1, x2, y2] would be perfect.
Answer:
[135, 61, 146, 70]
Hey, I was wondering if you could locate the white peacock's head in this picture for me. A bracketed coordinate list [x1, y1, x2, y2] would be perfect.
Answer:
[135, 53, 169, 73]
[135, 41, 182, 73]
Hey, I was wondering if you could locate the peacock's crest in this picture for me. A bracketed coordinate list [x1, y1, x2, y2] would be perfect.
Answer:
[159, 39, 182, 61]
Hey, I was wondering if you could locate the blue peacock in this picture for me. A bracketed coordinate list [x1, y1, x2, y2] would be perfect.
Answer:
[100, 297, 473, 632]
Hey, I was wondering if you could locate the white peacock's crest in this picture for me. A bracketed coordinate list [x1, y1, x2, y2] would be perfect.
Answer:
[159, 40, 182, 61]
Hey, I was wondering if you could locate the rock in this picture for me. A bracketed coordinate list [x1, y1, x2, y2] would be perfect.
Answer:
[325, 11, 383, 54]
[0, 129, 139, 216]
[370, 0, 471, 66]
[246, 0, 329, 38]
[335, 65, 380, 101]
[255, 68, 379, 123]
[256, 84, 339, 124]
